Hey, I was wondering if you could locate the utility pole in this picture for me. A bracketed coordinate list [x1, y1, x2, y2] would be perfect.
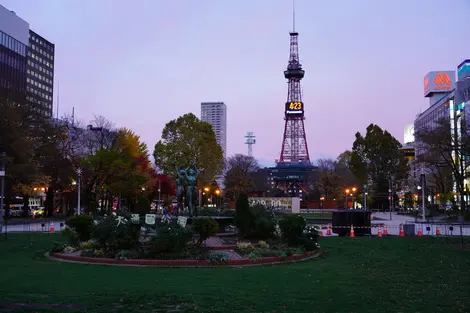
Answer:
[76, 168, 82, 215]
[0, 152, 6, 233]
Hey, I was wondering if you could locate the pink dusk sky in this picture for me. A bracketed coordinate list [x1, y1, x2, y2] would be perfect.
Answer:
[2, 0, 469, 166]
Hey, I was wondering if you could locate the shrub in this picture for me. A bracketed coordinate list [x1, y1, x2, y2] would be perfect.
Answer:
[136, 195, 151, 215]
[207, 252, 230, 265]
[192, 217, 219, 246]
[92, 214, 141, 253]
[79, 240, 95, 250]
[298, 225, 319, 251]
[279, 214, 307, 246]
[146, 223, 193, 256]
[66, 215, 94, 241]
[249, 204, 277, 239]
[61, 228, 80, 247]
[199, 208, 220, 216]
[50, 241, 65, 253]
[235, 193, 252, 237]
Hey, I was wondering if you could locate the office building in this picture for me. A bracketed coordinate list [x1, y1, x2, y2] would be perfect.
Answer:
[0, 4, 54, 116]
[0, 6, 28, 103]
[27, 30, 54, 117]
[200, 102, 227, 159]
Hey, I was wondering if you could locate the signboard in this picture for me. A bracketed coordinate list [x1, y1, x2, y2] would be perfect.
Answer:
[248, 197, 300, 213]
[145, 214, 156, 225]
[177, 216, 188, 228]
[424, 71, 455, 97]
[404, 124, 414, 144]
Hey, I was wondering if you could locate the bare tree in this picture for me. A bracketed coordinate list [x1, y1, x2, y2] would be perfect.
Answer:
[315, 158, 336, 173]
[224, 154, 260, 198]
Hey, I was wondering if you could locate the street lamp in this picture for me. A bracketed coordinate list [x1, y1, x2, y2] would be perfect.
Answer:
[320, 196, 325, 211]
[345, 189, 350, 208]
[76, 168, 82, 215]
[215, 189, 220, 208]
[363, 184, 368, 210]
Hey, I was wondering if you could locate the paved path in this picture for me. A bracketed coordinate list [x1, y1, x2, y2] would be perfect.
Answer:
[204, 236, 243, 260]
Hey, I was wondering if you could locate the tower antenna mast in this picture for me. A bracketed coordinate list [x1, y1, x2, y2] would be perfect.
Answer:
[245, 132, 256, 157]
[292, 0, 296, 32]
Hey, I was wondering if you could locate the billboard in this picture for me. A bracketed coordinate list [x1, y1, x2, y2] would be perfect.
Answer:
[424, 71, 455, 97]
[249, 197, 300, 213]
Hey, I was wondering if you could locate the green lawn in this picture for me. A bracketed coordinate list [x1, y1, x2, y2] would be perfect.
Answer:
[1, 234, 469, 313]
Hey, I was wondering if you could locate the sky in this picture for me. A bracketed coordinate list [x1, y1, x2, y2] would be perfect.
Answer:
[2, 0, 470, 167]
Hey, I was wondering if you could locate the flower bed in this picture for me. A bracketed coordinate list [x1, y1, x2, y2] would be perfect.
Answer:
[49, 251, 319, 267]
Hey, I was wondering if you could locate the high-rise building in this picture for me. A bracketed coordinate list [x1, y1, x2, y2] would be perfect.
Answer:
[0, 4, 54, 116]
[27, 30, 54, 117]
[200, 102, 227, 159]
[0, 6, 28, 103]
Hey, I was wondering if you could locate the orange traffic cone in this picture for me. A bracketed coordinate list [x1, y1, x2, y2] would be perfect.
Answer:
[383, 224, 388, 235]
[399, 224, 405, 237]
[417, 226, 423, 236]
[378, 225, 382, 237]
[319, 229, 324, 237]
[349, 224, 355, 238]
[49, 222, 55, 233]
[436, 225, 441, 236]
[326, 224, 332, 236]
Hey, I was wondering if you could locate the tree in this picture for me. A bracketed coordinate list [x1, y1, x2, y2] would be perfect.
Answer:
[335, 150, 356, 186]
[153, 113, 224, 185]
[315, 158, 336, 173]
[350, 124, 408, 209]
[414, 118, 470, 214]
[315, 172, 343, 200]
[224, 154, 259, 197]
[0, 97, 53, 217]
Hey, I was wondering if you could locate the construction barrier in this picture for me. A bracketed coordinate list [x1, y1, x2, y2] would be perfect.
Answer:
[316, 222, 470, 237]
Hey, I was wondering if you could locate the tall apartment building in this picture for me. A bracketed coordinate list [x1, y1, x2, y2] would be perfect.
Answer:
[201, 102, 227, 188]
[0, 5, 54, 116]
[201, 102, 227, 159]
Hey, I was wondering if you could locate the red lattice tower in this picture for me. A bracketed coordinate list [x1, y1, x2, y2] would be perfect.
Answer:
[279, 28, 310, 164]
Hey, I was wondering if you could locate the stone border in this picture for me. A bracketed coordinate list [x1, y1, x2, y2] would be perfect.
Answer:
[49, 251, 321, 267]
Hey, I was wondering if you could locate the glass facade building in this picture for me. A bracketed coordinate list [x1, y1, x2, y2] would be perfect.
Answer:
[0, 30, 27, 102]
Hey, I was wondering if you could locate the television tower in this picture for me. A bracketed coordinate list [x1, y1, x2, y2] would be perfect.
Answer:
[245, 132, 256, 157]
[279, 0, 310, 164]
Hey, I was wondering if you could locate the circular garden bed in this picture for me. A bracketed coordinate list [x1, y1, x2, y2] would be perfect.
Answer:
[49, 250, 320, 267]
[50, 202, 321, 267]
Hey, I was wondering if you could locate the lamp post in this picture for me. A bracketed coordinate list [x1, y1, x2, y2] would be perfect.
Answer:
[363, 184, 368, 210]
[76, 168, 82, 215]
[158, 180, 161, 208]
[215, 189, 220, 209]
[0, 152, 6, 232]
[345, 189, 350, 208]
[320, 196, 325, 212]
[352, 187, 357, 208]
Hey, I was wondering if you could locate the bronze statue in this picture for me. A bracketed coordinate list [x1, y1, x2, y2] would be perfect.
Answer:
[185, 163, 200, 216]
[175, 166, 187, 215]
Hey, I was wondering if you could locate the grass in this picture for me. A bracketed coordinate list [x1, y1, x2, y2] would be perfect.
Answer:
[1, 234, 470, 313]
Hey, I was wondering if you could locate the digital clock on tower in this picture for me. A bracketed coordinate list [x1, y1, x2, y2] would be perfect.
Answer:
[285, 101, 304, 114]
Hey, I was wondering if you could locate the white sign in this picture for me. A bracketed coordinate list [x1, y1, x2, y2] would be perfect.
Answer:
[145, 214, 156, 225]
[130, 214, 140, 224]
[248, 197, 301, 213]
[0, 171, 4, 177]
[404, 124, 415, 144]
[177, 216, 188, 228]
